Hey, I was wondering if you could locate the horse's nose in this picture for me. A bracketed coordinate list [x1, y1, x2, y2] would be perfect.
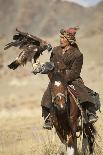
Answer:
[60, 104, 63, 109]
[54, 103, 66, 111]
[60, 103, 66, 111]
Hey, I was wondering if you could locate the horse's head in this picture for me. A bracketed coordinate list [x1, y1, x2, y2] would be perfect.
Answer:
[51, 79, 68, 112]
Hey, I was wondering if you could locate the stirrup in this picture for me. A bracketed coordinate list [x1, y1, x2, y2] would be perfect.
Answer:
[43, 122, 52, 130]
[43, 113, 52, 130]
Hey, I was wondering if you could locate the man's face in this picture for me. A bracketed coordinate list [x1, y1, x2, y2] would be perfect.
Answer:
[60, 35, 69, 48]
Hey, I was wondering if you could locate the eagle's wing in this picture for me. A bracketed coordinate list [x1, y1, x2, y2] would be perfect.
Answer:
[8, 45, 39, 70]
[4, 29, 42, 50]
[4, 29, 52, 70]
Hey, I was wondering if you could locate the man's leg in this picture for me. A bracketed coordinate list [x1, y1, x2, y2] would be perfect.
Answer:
[42, 106, 52, 130]
[41, 84, 52, 130]
[87, 103, 98, 123]
[81, 102, 98, 123]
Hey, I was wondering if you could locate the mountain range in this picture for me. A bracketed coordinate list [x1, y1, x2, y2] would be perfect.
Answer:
[0, 0, 103, 37]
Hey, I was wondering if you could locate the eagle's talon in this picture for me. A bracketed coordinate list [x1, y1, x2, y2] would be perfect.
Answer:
[47, 44, 52, 52]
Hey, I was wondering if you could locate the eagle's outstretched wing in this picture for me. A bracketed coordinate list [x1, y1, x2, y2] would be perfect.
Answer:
[4, 29, 52, 70]
[4, 29, 42, 50]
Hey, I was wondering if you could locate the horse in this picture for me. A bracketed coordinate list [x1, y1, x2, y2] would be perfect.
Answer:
[33, 62, 96, 154]
[48, 70, 96, 155]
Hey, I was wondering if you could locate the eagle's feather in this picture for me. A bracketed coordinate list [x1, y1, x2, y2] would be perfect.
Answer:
[4, 29, 52, 70]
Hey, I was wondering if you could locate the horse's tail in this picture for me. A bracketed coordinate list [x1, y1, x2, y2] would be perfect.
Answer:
[83, 123, 96, 154]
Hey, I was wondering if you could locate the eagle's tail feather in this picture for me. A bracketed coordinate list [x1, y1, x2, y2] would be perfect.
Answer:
[8, 60, 20, 70]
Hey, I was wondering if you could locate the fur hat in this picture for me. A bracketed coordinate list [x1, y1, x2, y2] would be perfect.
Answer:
[60, 26, 79, 44]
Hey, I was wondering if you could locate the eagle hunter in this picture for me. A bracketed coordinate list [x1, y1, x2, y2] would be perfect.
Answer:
[4, 29, 52, 70]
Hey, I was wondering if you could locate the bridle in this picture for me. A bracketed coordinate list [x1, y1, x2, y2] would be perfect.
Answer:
[52, 87, 68, 107]
[50, 68, 68, 108]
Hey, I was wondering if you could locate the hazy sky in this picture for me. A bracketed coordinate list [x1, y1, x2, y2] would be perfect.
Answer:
[64, 0, 102, 7]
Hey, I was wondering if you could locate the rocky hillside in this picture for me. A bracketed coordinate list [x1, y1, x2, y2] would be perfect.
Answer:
[0, 0, 103, 37]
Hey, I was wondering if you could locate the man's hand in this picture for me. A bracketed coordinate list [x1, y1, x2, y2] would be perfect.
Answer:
[40, 62, 54, 74]
[32, 62, 54, 75]
[32, 67, 42, 75]
[42, 40, 52, 52]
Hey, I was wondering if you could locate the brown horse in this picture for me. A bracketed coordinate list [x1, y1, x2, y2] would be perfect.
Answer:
[48, 71, 78, 154]
[48, 71, 96, 155]
[33, 62, 96, 154]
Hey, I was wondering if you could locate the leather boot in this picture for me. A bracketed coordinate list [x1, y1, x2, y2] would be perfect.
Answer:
[42, 106, 52, 130]
[87, 104, 98, 123]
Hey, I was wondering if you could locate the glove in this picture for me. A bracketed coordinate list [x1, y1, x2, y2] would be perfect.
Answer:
[41, 62, 54, 74]
[32, 62, 54, 75]
[32, 65, 42, 75]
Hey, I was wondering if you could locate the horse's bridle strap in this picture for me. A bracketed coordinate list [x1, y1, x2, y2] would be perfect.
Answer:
[56, 93, 66, 98]
[52, 92, 67, 103]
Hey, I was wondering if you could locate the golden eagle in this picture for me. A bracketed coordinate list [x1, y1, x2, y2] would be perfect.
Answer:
[4, 29, 52, 70]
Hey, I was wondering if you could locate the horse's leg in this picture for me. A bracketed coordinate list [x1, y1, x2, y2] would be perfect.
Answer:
[68, 126, 78, 155]
[52, 115, 67, 144]
[66, 131, 75, 155]
[67, 95, 78, 155]
[56, 128, 76, 155]
[56, 128, 66, 144]
[67, 146, 75, 155]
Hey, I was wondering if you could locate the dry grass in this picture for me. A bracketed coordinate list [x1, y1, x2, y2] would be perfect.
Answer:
[0, 110, 103, 155]
[0, 114, 66, 155]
